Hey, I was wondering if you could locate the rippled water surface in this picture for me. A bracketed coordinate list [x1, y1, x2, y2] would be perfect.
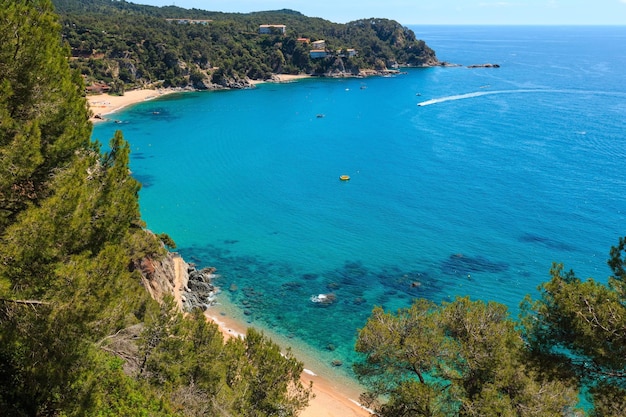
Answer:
[93, 25, 626, 379]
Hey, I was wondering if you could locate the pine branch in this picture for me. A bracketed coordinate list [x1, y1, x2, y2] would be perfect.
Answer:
[0, 298, 50, 306]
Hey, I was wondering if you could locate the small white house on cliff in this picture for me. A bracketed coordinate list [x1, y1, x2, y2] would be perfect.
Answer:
[311, 40, 326, 49]
[259, 24, 286, 34]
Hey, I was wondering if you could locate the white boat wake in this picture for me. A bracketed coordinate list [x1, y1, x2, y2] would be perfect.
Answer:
[417, 89, 547, 106]
[417, 88, 626, 107]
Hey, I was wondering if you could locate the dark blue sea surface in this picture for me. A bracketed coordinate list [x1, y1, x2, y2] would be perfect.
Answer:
[93, 26, 626, 381]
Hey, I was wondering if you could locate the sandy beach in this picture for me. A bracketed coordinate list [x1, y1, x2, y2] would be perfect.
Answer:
[157, 152, 370, 417]
[87, 75, 312, 122]
[205, 310, 372, 417]
[87, 88, 179, 122]
[172, 259, 371, 417]
[248, 73, 313, 85]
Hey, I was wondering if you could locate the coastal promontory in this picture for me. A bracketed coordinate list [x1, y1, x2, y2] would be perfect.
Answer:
[52, 0, 442, 92]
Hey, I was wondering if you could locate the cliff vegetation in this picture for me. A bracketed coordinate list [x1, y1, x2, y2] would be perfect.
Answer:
[51, 0, 440, 92]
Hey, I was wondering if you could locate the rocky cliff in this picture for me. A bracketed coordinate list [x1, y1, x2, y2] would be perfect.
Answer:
[137, 252, 219, 313]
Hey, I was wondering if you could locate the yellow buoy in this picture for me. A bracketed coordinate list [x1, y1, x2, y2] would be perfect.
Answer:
[339, 175, 350, 181]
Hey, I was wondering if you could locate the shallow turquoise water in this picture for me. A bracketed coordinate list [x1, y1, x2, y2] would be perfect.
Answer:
[93, 26, 626, 380]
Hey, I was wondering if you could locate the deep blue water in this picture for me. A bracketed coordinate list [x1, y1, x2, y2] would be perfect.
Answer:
[93, 26, 626, 381]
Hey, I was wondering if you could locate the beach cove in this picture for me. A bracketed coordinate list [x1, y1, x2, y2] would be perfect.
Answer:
[87, 74, 314, 122]
[88, 79, 374, 416]
[91, 25, 626, 416]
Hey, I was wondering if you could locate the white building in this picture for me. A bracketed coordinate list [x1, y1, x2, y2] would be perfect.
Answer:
[311, 40, 326, 49]
[259, 24, 286, 34]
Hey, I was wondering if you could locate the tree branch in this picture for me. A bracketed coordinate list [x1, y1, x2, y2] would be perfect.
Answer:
[0, 298, 50, 306]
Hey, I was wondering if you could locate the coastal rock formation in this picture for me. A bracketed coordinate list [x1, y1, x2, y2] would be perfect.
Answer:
[137, 251, 219, 312]
[137, 252, 179, 303]
[467, 63, 500, 68]
[182, 265, 219, 311]
[213, 78, 253, 90]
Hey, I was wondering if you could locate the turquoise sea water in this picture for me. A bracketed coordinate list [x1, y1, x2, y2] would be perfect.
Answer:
[93, 26, 626, 381]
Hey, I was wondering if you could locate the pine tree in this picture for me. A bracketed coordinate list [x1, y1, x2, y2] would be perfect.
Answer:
[355, 297, 580, 416]
[0, 1, 160, 413]
[523, 238, 626, 416]
[0, 3, 313, 416]
[0, 0, 92, 232]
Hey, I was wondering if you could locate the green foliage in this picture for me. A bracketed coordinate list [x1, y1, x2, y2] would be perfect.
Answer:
[157, 232, 177, 249]
[0, 1, 313, 415]
[138, 302, 312, 416]
[588, 383, 626, 417]
[0, 123, 155, 413]
[0, 0, 92, 231]
[355, 297, 579, 416]
[357, 238, 626, 415]
[225, 328, 312, 416]
[50, 0, 438, 89]
[65, 348, 175, 417]
[608, 236, 626, 295]
[522, 238, 626, 413]
[11, 1, 626, 416]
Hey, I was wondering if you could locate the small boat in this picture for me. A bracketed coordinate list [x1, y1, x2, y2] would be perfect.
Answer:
[316, 114, 325, 118]
[339, 175, 350, 181]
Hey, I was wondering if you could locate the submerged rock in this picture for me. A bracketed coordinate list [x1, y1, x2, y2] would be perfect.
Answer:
[310, 293, 337, 305]
[440, 253, 508, 276]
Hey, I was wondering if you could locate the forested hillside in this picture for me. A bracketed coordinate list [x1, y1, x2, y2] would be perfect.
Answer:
[0, 1, 311, 415]
[52, 0, 440, 92]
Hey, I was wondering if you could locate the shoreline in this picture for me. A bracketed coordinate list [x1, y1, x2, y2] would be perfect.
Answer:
[98, 82, 374, 416]
[249, 73, 314, 85]
[204, 307, 373, 417]
[87, 88, 182, 122]
[85, 72, 380, 122]
[166, 223, 370, 415]
[86, 74, 313, 122]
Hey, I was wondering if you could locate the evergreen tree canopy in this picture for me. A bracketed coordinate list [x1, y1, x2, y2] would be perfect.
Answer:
[0, 2, 312, 415]
[0, 0, 92, 231]
[522, 237, 626, 416]
[356, 239, 626, 416]
[355, 297, 579, 416]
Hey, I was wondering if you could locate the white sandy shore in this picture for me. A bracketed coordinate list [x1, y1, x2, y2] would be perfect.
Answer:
[87, 74, 313, 122]
[248, 73, 313, 85]
[87, 88, 180, 122]
[204, 311, 372, 417]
